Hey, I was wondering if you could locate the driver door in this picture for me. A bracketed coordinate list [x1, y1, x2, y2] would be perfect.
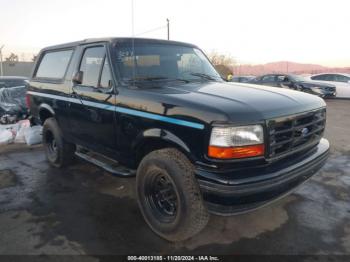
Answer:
[68, 44, 117, 155]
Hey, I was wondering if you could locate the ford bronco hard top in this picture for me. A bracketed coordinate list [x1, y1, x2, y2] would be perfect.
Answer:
[27, 37, 329, 241]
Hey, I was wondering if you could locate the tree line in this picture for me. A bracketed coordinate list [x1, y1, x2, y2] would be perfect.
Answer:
[2, 53, 37, 62]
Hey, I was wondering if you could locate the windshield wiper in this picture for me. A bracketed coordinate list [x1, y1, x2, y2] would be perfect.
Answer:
[125, 77, 190, 83]
[126, 76, 168, 81]
[189, 73, 218, 81]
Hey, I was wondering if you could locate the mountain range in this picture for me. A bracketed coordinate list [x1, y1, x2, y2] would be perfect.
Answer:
[233, 61, 350, 76]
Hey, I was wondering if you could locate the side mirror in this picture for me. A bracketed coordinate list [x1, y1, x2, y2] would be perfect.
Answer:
[72, 71, 83, 85]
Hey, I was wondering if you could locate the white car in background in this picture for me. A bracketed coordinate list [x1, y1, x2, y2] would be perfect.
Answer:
[307, 73, 350, 98]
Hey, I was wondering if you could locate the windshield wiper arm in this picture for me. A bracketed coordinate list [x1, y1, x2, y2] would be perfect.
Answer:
[190, 73, 218, 81]
[125, 76, 190, 83]
[126, 76, 169, 81]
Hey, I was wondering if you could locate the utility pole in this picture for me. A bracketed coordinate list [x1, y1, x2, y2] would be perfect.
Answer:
[166, 18, 170, 40]
[0, 45, 4, 76]
[131, 0, 135, 36]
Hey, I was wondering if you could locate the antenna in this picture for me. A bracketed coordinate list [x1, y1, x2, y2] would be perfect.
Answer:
[0, 45, 4, 76]
[131, 0, 135, 37]
[167, 18, 170, 40]
[131, 0, 136, 84]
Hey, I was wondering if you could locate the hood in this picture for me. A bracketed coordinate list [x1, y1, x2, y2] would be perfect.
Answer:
[162, 81, 326, 123]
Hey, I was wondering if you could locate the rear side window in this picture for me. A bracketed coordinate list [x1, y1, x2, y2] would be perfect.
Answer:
[35, 50, 73, 79]
[322, 75, 335, 81]
[311, 74, 328, 81]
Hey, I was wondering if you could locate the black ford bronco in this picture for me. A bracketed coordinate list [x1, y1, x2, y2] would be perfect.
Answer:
[27, 38, 329, 241]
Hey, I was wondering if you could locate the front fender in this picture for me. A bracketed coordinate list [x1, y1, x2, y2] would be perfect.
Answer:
[132, 128, 191, 154]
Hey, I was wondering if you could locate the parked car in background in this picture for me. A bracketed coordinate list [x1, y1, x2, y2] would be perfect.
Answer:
[307, 73, 350, 98]
[250, 74, 336, 98]
[0, 76, 29, 124]
[230, 75, 255, 83]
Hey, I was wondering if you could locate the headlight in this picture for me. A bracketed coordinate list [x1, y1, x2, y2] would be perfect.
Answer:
[209, 125, 264, 159]
[210, 125, 264, 146]
[311, 87, 324, 94]
[295, 84, 303, 90]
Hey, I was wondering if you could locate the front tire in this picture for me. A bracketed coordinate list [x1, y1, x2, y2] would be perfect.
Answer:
[136, 148, 209, 242]
[42, 117, 75, 168]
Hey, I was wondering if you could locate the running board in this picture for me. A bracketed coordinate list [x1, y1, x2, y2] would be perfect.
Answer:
[75, 148, 135, 177]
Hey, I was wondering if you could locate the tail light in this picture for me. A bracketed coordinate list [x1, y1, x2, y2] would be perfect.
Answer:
[25, 93, 31, 109]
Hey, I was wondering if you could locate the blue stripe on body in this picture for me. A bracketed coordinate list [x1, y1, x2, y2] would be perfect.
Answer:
[27, 91, 205, 130]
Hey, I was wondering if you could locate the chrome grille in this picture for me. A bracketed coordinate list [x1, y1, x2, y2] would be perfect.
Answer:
[267, 108, 326, 158]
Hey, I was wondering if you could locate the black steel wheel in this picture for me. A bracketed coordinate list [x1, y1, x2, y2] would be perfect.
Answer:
[42, 118, 75, 168]
[45, 130, 58, 161]
[144, 169, 179, 223]
[136, 148, 209, 242]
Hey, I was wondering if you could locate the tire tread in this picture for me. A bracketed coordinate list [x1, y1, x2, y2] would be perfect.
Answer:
[137, 148, 209, 241]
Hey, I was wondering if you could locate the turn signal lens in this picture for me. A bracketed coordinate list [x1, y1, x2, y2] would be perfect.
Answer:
[208, 144, 265, 159]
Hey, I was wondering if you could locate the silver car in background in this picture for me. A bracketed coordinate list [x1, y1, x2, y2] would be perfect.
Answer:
[307, 73, 350, 98]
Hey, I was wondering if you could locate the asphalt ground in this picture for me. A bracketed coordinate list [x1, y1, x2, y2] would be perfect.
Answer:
[0, 99, 349, 259]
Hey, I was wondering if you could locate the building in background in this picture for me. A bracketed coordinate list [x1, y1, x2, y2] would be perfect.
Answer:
[2, 61, 34, 77]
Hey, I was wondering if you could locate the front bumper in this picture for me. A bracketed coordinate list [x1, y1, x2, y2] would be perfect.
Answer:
[195, 138, 329, 216]
[309, 88, 336, 97]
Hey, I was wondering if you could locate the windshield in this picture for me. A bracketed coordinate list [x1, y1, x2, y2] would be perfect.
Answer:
[113, 42, 222, 85]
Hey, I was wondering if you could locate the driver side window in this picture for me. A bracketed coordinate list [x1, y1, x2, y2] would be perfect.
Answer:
[277, 75, 288, 82]
[334, 74, 349, 83]
[79, 46, 105, 87]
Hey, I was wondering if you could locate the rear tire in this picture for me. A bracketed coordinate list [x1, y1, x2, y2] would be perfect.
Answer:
[136, 148, 209, 242]
[42, 117, 75, 168]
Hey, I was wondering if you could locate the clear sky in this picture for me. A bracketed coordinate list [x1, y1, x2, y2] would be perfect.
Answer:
[1, 0, 349, 66]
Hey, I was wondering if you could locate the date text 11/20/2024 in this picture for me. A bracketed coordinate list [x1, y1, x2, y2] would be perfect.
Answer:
[127, 255, 220, 261]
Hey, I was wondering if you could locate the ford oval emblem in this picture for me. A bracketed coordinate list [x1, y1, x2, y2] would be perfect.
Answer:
[301, 127, 309, 137]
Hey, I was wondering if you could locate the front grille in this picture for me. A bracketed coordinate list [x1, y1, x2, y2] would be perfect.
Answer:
[267, 108, 326, 159]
